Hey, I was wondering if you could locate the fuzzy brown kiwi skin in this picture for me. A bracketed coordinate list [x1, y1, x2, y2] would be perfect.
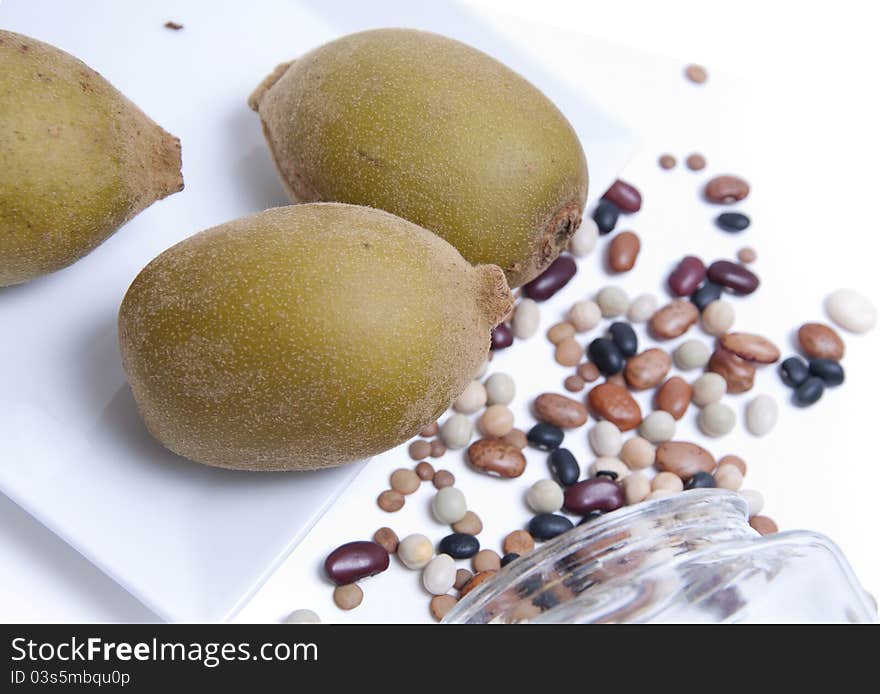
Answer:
[248, 29, 588, 289]
[119, 203, 512, 472]
[0, 30, 183, 287]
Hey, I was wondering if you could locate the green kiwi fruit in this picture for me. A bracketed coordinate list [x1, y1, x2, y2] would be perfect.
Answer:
[118, 203, 512, 471]
[0, 30, 183, 287]
[249, 28, 588, 288]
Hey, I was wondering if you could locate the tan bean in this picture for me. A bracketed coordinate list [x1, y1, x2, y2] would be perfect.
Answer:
[720, 332, 781, 363]
[649, 300, 699, 339]
[533, 393, 588, 428]
[624, 348, 672, 390]
[655, 441, 716, 478]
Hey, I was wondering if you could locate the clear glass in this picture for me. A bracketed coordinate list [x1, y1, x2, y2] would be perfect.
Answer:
[443, 490, 877, 623]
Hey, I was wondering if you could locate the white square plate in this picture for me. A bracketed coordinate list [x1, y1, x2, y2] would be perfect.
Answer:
[0, 0, 635, 621]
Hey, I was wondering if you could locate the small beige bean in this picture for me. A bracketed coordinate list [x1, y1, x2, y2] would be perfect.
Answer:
[623, 471, 651, 505]
[699, 402, 736, 437]
[596, 286, 630, 318]
[440, 414, 473, 449]
[702, 299, 735, 336]
[484, 372, 515, 405]
[390, 468, 420, 495]
[333, 584, 363, 610]
[674, 339, 711, 370]
[589, 421, 623, 457]
[692, 372, 727, 406]
[472, 549, 502, 573]
[431, 487, 467, 524]
[620, 437, 656, 470]
[480, 404, 515, 437]
[651, 471, 684, 492]
[568, 300, 601, 332]
[627, 293, 658, 323]
[555, 337, 583, 366]
[453, 380, 487, 414]
[639, 410, 676, 443]
[398, 534, 434, 569]
[738, 489, 764, 517]
[526, 479, 565, 513]
[512, 298, 541, 339]
[547, 321, 576, 344]
[569, 217, 599, 256]
[715, 463, 744, 490]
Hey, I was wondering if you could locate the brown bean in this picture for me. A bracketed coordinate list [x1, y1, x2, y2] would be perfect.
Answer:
[333, 584, 363, 610]
[655, 377, 692, 420]
[606, 372, 626, 387]
[501, 428, 528, 450]
[472, 549, 502, 573]
[705, 175, 750, 204]
[737, 247, 757, 264]
[454, 568, 473, 591]
[503, 530, 535, 556]
[419, 421, 439, 438]
[649, 300, 699, 339]
[373, 527, 399, 554]
[429, 594, 457, 621]
[555, 337, 583, 367]
[749, 516, 778, 536]
[719, 332, 781, 363]
[452, 510, 483, 535]
[655, 441, 716, 478]
[797, 323, 845, 360]
[658, 153, 676, 169]
[390, 468, 420, 494]
[685, 153, 707, 171]
[377, 489, 405, 512]
[467, 438, 527, 478]
[459, 570, 497, 597]
[577, 362, 600, 382]
[708, 347, 755, 394]
[533, 393, 589, 428]
[587, 383, 642, 431]
[608, 231, 640, 273]
[685, 64, 708, 84]
[415, 461, 435, 481]
[408, 440, 430, 461]
[564, 375, 586, 393]
[429, 439, 446, 458]
[718, 454, 747, 476]
[432, 470, 455, 489]
[624, 348, 672, 390]
[547, 321, 576, 344]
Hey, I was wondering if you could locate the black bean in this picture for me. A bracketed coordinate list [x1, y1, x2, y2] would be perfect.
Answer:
[577, 510, 605, 525]
[528, 513, 574, 541]
[593, 199, 620, 235]
[438, 533, 480, 559]
[779, 356, 810, 388]
[515, 572, 544, 598]
[595, 470, 618, 481]
[793, 376, 825, 407]
[715, 212, 751, 232]
[685, 471, 717, 489]
[808, 358, 845, 386]
[690, 281, 723, 311]
[523, 255, 578, 302]
[527, 423, 564, 451]
[587, 337, 625, 376]
[500, 553, 520, 567]
[532, 590, 563, 610]
[609, 321, 638, 357]
[548, 448, 580, 486]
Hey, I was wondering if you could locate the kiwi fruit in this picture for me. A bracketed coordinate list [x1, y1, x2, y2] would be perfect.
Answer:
[118, 203, 512, 471]
[249, 28, 588, 288]
[0, 30, 183, 287]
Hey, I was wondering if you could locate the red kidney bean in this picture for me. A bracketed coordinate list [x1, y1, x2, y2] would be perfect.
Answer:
[524, 255, 578, 301]
[667, 256, 706, 297]
[706, 260, 760, 294]
[601, 179, 642, 213]
[563, 478, 624, 515]
[324, 541, 390, 586]
[491, 323, 513, 350]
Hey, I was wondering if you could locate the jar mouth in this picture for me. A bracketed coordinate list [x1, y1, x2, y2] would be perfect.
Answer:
[443, 489, 750, 624]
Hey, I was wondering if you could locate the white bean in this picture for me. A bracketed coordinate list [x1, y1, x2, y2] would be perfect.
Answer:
[512, 298, 541, 339]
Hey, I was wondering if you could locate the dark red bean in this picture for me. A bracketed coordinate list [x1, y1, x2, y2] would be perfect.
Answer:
[706, 260, 760, 295]
[324, 541, 389, 586]
[563, 478, 624, 515]
[491, 323, 513, 350]
[667, 256, 706, 297]
[601, 179, 642, 214]
[523, 255, 577, 301]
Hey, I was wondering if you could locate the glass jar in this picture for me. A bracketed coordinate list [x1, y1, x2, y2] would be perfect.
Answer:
[443, 489, 877, 623]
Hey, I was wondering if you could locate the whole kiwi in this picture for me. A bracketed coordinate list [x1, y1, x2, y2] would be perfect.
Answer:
[0, 30, 183, 287]
[118, 203, 512, 471]
[249, 28, 588, 288]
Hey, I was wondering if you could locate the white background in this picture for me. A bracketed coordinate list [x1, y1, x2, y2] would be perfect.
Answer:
[2, 0, 879, 622]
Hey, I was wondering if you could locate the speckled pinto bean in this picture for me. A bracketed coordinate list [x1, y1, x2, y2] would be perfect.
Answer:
[649, 300, 699, 339]
[324, 541, 390, 586]
[798, 323, 845, 360]
[534, 392, 588, 428]
[668, 256, 706, 297]
[523, 255, 577, 301]
[467, 438, 527, 478]
[655, 441, 716, 477]
[708, 348, 756, 393]
[624, 348, 672, 390]
[719, 333, 781, 364]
